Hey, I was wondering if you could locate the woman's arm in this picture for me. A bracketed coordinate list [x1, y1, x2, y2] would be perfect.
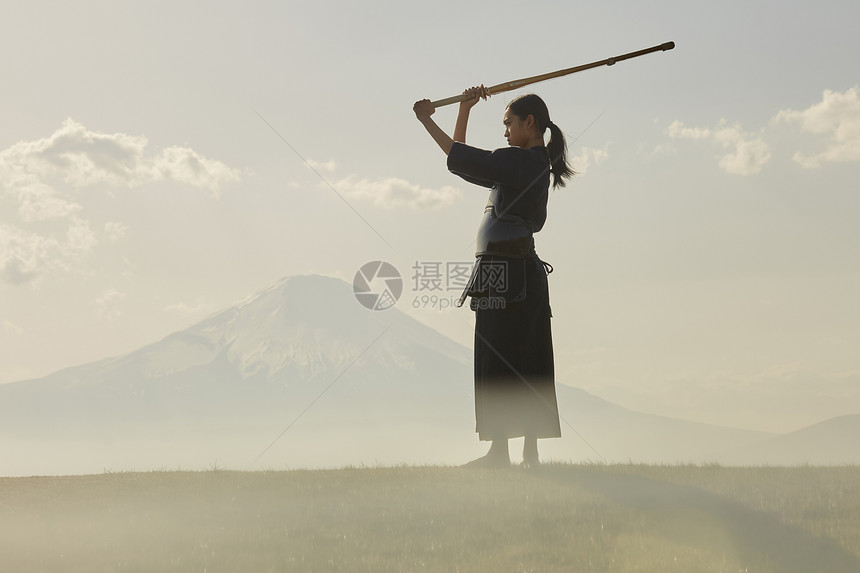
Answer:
[453, 85, 486, 143]
[413, 86, 486, 156]
[413, 99, 454, 155]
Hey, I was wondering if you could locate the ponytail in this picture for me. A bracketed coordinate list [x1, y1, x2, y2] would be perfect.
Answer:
[507, 93, 575, 189]
[546, 122, 574, 189]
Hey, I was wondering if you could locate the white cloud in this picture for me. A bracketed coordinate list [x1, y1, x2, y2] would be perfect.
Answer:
[3, 120, 148, 189]
[0, 119, 240, 285]
[667, 119, 770, 175]
[13, 182, 82, 223]
[571, 145, 610, 175]
[301, 156, 460, 209]
[774, 87, 860, 168]
[666, 120, 711, 140]
[104, 222, 129, 242]
[0, 224, 60, 285]
[334, 176, 462, 210]
[665, 87, 860, 175]
[152, 146, 240, 197]
[94, 288, 126, 321]
[306, 158, 337, 172]
[164, 297, 216, 315]
[2, 320, 23, 336]
[65, 217, 97, 256]
[0, 217, 97, 285]
[712, 123, 771, 176]
[1, 119, 240, 192]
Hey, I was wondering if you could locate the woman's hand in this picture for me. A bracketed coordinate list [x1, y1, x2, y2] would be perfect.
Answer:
[413, 99, 435, 122]
[413, 98, 453, 155]
[459, 85, 488, 111]
[452, 85, 486, 143]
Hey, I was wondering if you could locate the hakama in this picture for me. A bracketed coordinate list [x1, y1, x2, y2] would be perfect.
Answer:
[448, 142, 561, 441]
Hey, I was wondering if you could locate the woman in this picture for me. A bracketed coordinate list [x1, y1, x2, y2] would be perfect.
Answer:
[413, 87, 573, 467]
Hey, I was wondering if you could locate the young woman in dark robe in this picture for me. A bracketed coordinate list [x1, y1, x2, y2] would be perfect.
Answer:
[413, 87, 573, 467]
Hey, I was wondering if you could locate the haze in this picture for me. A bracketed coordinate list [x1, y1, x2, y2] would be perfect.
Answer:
[2, 0, 859, 452]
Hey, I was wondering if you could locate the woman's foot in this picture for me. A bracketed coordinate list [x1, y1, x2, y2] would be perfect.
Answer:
[521, 436, 540, 468]
[519, 457, 541, 469]
[463, 452, 511, 468]
[463, 440, 511, 468]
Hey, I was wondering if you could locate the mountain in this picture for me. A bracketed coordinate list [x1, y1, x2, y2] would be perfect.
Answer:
[0, 275, 479, 474]
[0, 275, 853, 476]
[0, 275, 471, 430]
[724, 415, 860, 465]
[538, 389, 777, 465]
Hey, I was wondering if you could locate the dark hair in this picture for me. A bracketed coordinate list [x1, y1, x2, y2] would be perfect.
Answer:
[507, 93, 575, 189]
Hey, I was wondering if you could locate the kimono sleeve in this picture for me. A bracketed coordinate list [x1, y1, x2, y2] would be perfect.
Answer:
[447, 142, 520, 188]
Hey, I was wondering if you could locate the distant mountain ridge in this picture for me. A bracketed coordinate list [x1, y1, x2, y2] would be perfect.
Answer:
[0, 275, 471, 432]
[1, 275, 856, 476]
[10, 275, 468, 388]
[726, 414, 860, 465]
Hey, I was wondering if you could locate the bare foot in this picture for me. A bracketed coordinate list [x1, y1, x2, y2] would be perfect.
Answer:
[522, 437, 539, 469]
[520, 457, 541, 469]
[462, 452, 511, 468]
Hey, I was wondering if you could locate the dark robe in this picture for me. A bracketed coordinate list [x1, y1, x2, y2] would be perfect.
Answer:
[447, 142, 562, 441]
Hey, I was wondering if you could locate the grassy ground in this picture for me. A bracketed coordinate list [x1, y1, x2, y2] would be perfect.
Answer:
[1, 464, 858, 572]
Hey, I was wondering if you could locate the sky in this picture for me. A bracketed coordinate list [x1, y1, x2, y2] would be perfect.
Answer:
[1, 0, 859, 434]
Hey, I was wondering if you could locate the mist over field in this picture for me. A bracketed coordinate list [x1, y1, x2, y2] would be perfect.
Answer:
[2, 2, 859, 569]
[3, 465, 859, 572]
[1, 275, 858, 478]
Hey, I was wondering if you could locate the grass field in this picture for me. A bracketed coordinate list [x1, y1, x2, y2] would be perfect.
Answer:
[1, 464, 858, 572]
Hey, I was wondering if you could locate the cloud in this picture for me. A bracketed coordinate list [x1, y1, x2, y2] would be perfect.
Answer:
[104, 222, 129, 242]
[571, 145, 610, 175]
[306, 158, 337, 172]
[301, 156, 461, 209]
[65, 216, 97, 255]
[666, 121, 711, 140]
[712, 123, 771, 175]
[2, 320, 22, 336]
[164, 297, 215, 315]
[13, 183, 82, 223]
[1, 119, 240, 193]
[152, 146, 241, 196]
[0, 119, 240, 285]
[334, 176, 462, 209]
[774, 87, 860, 168]
[0, 217, 97, 285]
[667, 119, 771, 175]
[94, 288, 126, 321]
[0, 224, 60, 285]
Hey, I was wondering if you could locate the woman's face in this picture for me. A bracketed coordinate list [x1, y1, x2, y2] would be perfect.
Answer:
[503, 108, 534, 148]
